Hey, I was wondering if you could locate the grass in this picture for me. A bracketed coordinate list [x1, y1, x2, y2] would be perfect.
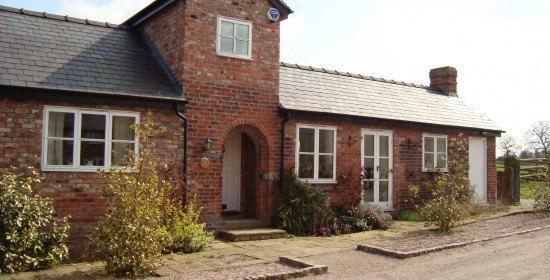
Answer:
[395, 210, 422, 222]
[521, 180, 538, 199]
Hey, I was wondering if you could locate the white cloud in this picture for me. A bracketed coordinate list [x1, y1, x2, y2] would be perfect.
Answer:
[57, 0, 154, 24]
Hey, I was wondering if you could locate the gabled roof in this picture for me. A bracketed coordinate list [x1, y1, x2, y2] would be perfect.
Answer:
[279, 63, 503, 133]
[0, 6, 183, 101]
[124, 0, 293, 27]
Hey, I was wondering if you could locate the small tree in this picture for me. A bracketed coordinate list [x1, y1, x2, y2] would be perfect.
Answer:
[524, 120, 550, 158]
[0, 167, 69, 273]
[409, 134, 474, 232]
[498, 134, 519, 157]
[87, 114, 212, 277]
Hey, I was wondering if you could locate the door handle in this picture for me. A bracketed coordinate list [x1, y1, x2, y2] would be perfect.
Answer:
[376, 165, 380, 171]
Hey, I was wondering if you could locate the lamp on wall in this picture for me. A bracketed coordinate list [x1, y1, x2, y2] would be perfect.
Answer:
[203, 138, 212, 152]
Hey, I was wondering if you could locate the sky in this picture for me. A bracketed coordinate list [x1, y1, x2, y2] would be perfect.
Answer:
[1, 0, 549, 145]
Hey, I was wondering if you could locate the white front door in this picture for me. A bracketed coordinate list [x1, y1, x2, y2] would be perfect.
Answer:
[469, 137, 487, 202]
[361, 130, 393, 210]
[222, 132, 241, 211]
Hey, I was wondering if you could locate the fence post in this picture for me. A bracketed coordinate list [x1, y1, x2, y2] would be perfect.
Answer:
[504, 156, 521, 204]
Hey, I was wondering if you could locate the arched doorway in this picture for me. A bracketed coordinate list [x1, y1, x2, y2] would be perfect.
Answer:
[221, 125, 268, 219]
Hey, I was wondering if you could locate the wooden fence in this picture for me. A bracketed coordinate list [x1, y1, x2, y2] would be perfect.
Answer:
[519, 158, 549, 182]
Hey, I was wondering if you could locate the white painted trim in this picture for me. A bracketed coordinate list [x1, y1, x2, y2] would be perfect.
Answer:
[42, 106, 139, 172]
[360, 129, 393, 210]
[216, 16, 253, 60]
[422, 133, 448, 172]
[295, 124, 337, 184]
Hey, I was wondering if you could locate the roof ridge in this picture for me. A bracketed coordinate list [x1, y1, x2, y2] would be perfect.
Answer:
[279, 62, 432, 91]
[0, 5, 126, 29]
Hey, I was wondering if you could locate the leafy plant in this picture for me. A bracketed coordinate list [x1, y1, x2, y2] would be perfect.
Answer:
[164, 195, 214, 254]
[87, 114, 212, 277]
[0, 167, 69, 274]
[347, 204, 392, 230]
[532, 161, 550, 212]
[396, 210, 422, 222]
[409, 133, 474, 232]
[276, 168, 333, 236]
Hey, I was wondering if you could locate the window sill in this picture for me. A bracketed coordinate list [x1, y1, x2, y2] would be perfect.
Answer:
[422, 168, 449, 173]
[299, 179, 337, 184]
[42, 166, 134, 172]
[216, 52, 253, 60]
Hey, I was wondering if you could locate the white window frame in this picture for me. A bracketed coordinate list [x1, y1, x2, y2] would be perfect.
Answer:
[216, 16, 253, 59]
[361, 129, 393, 210]
[295, 124, 337, 183]
[422, 134, 448, 172]
[42, 106, 140, 172]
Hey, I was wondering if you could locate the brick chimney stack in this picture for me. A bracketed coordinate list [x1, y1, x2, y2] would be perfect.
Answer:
[429, 66, 457, 97]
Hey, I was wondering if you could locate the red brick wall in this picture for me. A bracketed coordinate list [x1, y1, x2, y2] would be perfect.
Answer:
[141, 0, 282, 224]
[283, 117, 498, 211]
[0, 98, 184, 258]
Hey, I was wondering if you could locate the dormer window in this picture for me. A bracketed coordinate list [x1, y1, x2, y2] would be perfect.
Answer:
[217, 17, 252, 59]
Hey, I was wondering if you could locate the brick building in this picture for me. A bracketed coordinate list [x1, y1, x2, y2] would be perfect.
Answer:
[0, 0, 502, 256]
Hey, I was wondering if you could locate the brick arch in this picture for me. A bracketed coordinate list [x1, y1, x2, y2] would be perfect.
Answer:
[217, 119, 274, 171]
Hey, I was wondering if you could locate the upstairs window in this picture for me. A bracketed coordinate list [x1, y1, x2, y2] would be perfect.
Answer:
[423, 134, 448, 172]
[43, 106, 139, 172]
[296, 125, 337, 183]
[217, 17, 252, 59]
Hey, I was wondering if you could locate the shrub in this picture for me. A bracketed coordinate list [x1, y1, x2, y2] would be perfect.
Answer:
[395, 210, 422, 222]
[347, 204, 393, 230]
[87, 115, 212, 277]
[532, 161, 550, 212]
[276, 168, 333, 236]
[164, 196, 214, 254]
[0, 167, 69, 274]
[411, 134, 474, 232]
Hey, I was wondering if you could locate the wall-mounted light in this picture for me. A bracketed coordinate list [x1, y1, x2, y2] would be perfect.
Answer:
[203, 138, 212, 152]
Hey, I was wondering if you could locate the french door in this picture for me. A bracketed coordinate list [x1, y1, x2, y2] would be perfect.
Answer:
[361, 130, 393, 210]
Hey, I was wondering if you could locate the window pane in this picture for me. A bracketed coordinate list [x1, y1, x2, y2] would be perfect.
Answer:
[298, 154, 314, 178]
[81, 114, 106, 139]
[112, 116, 135, 140]
[235, 40, 249, 56]
[220, 21, 234, 36]
[220, 37, 234, 53]
[437, 153, 447, 168]
[379, 158, 389, 179]
[363, 158, 374, 179]
[379, 181, 389, 202]
[48, 112, 74, 138]
[319, 129, 334, 153]
[437, 137, 447, 153]
[318, 155, 334, 179]
[235, 24, 249, 39]
[364, 134, 374, 156]
[112, 143, 134, 166]
[379, 135, 389, 157]
[80, 142, 104, 166]
[424, 137, 434, 152]
[363, 181, 374, 202]
[424, 153, 434, 168]
[47, 139, 73, 165]
[299, 128, 315, 153]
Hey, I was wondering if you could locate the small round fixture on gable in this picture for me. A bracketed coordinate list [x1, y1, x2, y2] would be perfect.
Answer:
[200, 158, 210, 169]
[267, 8, 280, 22]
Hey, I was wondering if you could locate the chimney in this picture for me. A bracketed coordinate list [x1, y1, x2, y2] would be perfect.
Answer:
[429, 66, 457, 97]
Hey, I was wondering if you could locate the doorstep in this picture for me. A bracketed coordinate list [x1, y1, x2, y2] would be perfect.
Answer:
[218, 228, 287, 242]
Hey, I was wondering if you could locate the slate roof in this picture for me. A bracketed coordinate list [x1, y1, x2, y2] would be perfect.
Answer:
[279, 63, 503, 132]
[0, 6, 183, 101]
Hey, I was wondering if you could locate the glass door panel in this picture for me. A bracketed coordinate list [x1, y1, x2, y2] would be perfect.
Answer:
[362, 130, 392, 210]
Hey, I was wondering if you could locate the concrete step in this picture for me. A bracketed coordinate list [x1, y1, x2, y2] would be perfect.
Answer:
[218, 228, 286, 242]
[221, 218, 270, 230]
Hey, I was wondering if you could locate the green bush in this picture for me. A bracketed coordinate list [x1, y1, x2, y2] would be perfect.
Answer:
[532, 162, 550, 212]
[410, 134, 474, 232]
[165, 196, 214, 254]
[0, 167, 69, 274]
[347, 204, 393, 230]
[276, 168, 333, 236]
[396, 210, 422, 222]
[87, 115, 212, 277]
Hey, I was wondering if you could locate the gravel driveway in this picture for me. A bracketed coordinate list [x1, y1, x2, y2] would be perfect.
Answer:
[154, 212, 550, 280]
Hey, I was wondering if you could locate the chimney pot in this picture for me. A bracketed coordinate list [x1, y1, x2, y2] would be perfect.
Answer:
[429, 66, 457, 97]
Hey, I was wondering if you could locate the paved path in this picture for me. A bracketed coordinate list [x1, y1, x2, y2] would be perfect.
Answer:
[302, 228, 550, 280]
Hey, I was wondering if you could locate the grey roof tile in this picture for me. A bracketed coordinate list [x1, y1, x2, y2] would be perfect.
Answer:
[279, 64, 502, 132]
[0, 7, 182, 100]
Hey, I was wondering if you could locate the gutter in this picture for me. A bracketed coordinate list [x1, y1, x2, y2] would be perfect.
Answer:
[174, 102, 189, 205]
[279, 105, 290, 191]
